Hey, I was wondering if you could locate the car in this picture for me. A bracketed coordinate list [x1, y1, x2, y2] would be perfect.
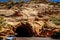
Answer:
[0, 37, 3, 40]
[5, 35, 16, 40]
[51, 32, 60, 39]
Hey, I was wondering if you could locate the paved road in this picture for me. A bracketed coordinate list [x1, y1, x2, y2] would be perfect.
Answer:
[16, 37, 60, 40]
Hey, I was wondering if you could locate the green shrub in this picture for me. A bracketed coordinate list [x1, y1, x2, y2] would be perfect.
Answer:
[50, 16, 60, 25]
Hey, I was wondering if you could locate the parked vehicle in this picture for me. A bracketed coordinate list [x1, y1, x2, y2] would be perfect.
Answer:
[5, 35, 16, 40]
[0, 37, 3, 40]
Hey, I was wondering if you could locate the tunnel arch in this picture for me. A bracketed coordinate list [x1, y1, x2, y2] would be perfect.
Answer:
[15, 23, 34, 37]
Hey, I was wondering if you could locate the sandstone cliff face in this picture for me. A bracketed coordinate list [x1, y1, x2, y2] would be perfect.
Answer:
[0, 2, 60, 38]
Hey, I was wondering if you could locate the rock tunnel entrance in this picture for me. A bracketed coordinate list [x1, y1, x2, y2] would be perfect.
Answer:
[15, 23, 33, 37]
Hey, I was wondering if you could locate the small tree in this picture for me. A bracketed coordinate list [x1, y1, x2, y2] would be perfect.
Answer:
[19, 0, 25, 3]
[9, 0, 14, 3]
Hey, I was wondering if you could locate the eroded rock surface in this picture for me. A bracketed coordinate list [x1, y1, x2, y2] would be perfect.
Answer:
[0, 2, 60, 38]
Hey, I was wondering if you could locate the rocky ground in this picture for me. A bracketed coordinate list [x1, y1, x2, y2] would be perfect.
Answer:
[0, 2, 60, 38]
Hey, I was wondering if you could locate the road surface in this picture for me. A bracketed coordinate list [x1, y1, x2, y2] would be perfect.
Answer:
[16, 37, 60, 40]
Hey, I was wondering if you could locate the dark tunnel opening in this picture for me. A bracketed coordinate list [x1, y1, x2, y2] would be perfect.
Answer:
[15, 23, 33, 37]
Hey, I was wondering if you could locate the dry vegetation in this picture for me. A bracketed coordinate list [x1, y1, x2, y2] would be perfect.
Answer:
[0, 1, 60, 38]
